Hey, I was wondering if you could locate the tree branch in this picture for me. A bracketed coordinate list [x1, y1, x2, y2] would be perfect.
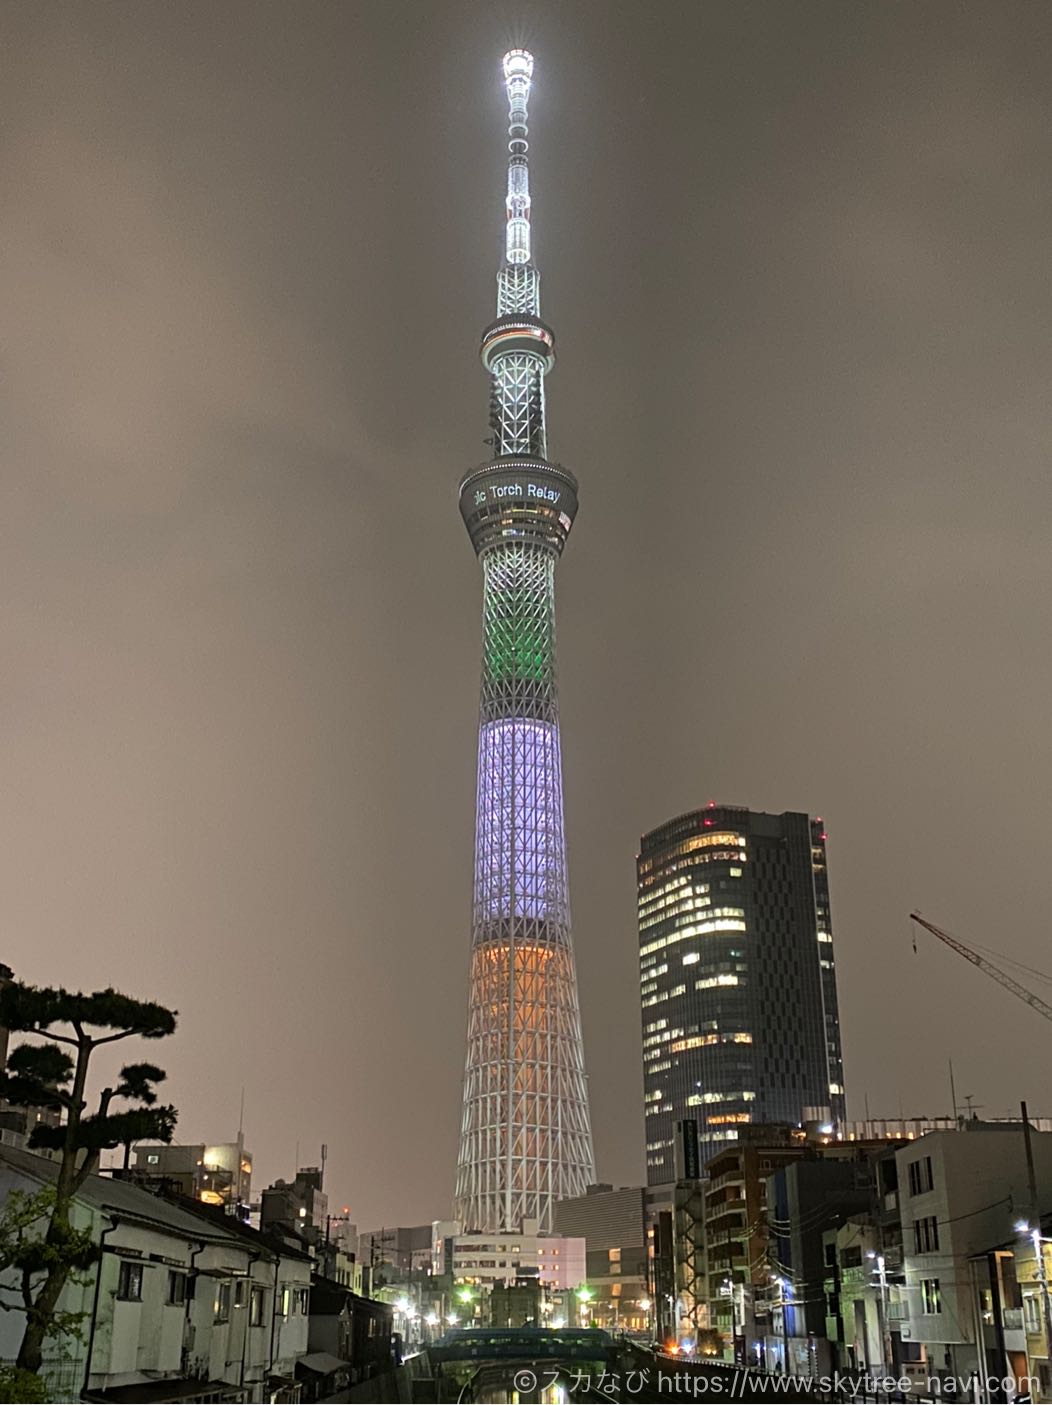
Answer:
[72, 1149, 99, 1194]
[89, 1030, 142, 1047]
[24, 1031, 78, 1048]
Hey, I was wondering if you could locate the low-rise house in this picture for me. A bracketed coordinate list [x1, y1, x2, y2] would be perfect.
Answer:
[302, 1276, 393, 1399]
[0, 1144, 310, 1403]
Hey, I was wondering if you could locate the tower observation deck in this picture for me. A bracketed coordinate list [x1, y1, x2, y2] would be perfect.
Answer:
[454, 50, 595, 1234]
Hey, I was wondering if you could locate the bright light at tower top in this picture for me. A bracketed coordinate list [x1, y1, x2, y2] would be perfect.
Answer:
[502, 49, 534, 84]
[501, 49, 534, 268]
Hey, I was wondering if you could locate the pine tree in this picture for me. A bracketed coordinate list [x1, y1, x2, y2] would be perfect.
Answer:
[0, 983, 177, 1374]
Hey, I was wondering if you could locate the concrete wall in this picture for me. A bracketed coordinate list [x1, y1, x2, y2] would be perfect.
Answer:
[897, 1125, 1052, 1380]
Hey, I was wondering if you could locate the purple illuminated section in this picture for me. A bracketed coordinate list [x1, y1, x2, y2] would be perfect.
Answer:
[474, 717, 568, 925]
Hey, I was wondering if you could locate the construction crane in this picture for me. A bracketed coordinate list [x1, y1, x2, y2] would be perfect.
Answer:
[910, 912, 1052, 1024]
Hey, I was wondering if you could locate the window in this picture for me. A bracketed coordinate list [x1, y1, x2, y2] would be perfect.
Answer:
[280, 1286, 291, 1318]
[167, 1271, 187, 1306]
[146, 1154, 159, 1165]
[250, 1286, 267, 1327]
[214, 1281, 232, 1323]
[117, 1261, 143, 1301]
[1024, 1294, 1041, 1333]
[921, 1278, 942, 1315]
[234, 1279, 249, 1309]
[914, 1216, 939, 1254]
[908, 1156, 934, 1196]
[297, 1287, 310, 1315]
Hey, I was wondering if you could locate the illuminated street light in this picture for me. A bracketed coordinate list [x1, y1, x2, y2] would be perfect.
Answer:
[1017, 1220, 1052, 1368]
[865, 1251, 891, 1378]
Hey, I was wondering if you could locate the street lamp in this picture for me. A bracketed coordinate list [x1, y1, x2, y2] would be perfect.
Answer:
[866, 1250, 891, 1378]
[392, 1296, 413, 1349]
[1016, 1221, 1052, 1378]
[775, 1276, 792, 1373]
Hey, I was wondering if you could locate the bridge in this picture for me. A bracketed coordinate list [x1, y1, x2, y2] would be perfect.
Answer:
[422, 1326, 616, 1401]
[398, 1328, 831, 1403]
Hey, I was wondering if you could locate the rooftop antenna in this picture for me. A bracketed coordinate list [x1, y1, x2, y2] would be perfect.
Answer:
[949, 1060, 959, 1125]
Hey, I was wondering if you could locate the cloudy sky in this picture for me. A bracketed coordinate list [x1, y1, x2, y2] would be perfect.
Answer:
[2, 1, 1051, 1226]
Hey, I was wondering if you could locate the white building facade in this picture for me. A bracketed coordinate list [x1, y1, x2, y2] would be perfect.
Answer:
[431, 1219, 586, 1291]
[0, 1145, 310, 1403]
[894, 1125, 1052, 1395]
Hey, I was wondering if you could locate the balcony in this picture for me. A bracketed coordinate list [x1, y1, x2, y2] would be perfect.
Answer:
[707, 1171, 746, 1194]
[705, 1197, 747, 1219]
[707, 1246, 744, 1268]
[705, 1208, 747, 1230]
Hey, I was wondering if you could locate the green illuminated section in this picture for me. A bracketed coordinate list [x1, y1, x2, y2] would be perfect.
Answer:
[481, 546, 556, 692]
[485, 595, 550, 683]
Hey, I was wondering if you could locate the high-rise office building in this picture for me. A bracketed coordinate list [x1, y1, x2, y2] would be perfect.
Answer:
[453, 52, 594, 1233]
[637, 805, 845, 1180]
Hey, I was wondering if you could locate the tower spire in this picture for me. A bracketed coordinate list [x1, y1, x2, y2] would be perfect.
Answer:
[455, 51, 594, 1235]
[502, 49, 533, 268]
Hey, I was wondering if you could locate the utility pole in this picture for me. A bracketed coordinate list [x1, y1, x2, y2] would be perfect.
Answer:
[867, 1146, 893, 1379]
[1022, 1101, 1052, 1393]
[867, 1252, 891, 1379]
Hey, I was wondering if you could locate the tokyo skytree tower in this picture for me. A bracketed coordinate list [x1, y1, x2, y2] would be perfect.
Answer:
[454, 50, 595, 1234]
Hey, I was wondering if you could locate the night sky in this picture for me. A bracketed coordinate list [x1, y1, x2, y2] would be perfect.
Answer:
[3, 1, 1052, 1228]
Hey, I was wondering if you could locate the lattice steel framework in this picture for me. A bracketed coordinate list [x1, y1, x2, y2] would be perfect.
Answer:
[454, 51, 594, 1234]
